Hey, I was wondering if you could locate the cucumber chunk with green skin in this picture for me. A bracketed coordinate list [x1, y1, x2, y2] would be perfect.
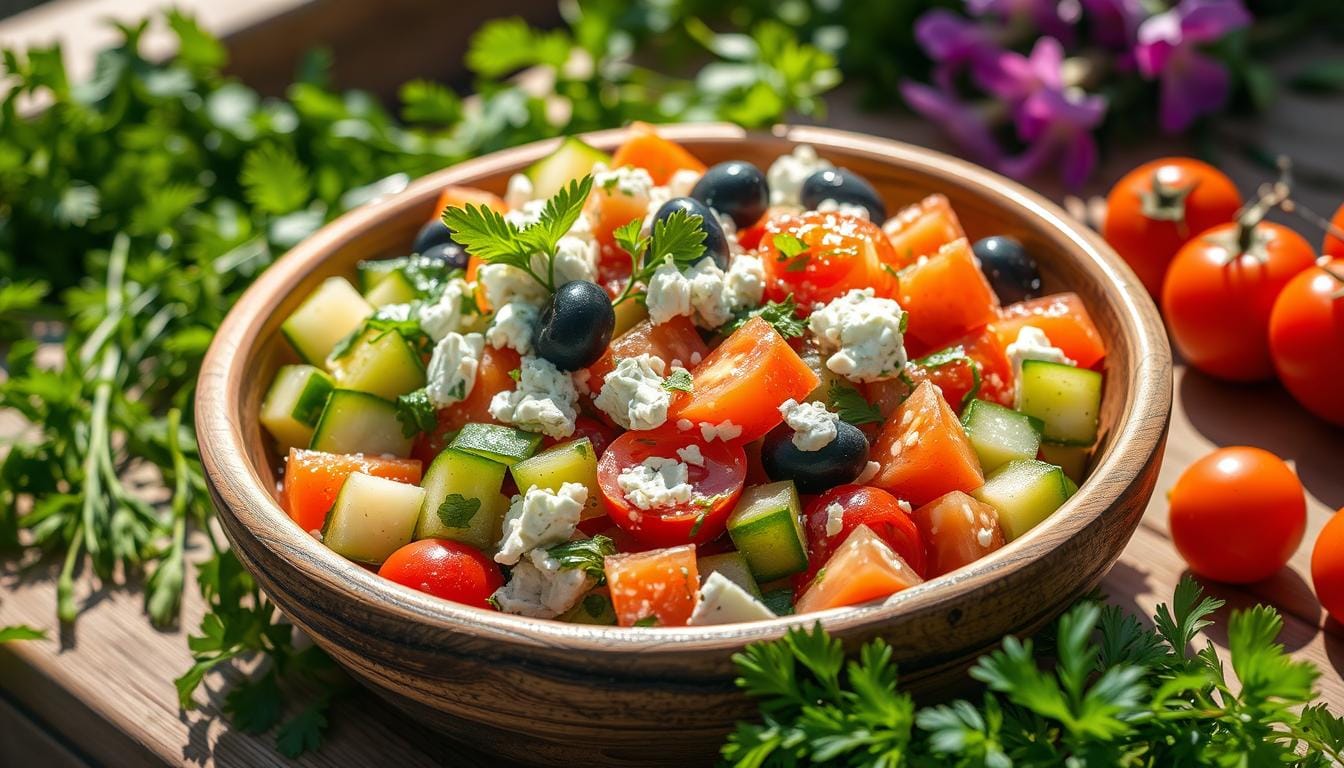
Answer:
[450, 423, 542, 467]
[973, 459, 1075, 541]
[1040, 443, 1090, 484]
[1018, 359, 1102, 446]
[560, 591, 617, 625]
[526, 136, 612, 199]
[510, 438, 602, 518]
[363, 270, 417, 307]
[321, 472, 426, 565]
[281, 277, 373, 365]
[760, 587, 795, 617]
[328, 328, 426, 400]
[309, 389, 413, 457]
[960, 399, 1043, 473]
[726, 481, 808, 582]
[260, 365, 334, 450]
[414, 448, 510, 549]
[697, 552, 763, 598]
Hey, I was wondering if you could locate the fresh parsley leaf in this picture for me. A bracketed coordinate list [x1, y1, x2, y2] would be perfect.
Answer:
[547, 535, 616, 583]
[663, 369, 694, 393]
[396, 389, 438, 438]
[0, 625, 46, 643]
[328, 308, 430, 360]
[725, 295, 807, 338]
[828, 382, 883, 425]
[436, 494, 482, 529]
[240, 144, 312, 216]
[613, 217, 646, 259]
[275, 698, 332, 758]
[611, 208, 709, 305]
[223, 671, 284, 734]
[517, 175, 595, 260]
[772, 232, 809, 258]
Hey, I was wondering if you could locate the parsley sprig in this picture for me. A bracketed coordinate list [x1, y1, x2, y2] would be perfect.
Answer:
[609, 210, 710, 306]
[725, 294, 808, 338]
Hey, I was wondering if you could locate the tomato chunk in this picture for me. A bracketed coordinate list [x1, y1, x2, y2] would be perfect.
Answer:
[412, 345, 522, 464]
[992, 292, 1107, 369]
[589, 174, 652, 245]
[378, 539, 503, 609]
[798, 485, 925, 596]
[795, 525, 924, 614]
[668, 316, 820, 444]
[881, 194, 966, 269]
[610, 122, 706, 185]
[758, 211, 900, 307]
[911, 491, 1005, 578]
[283, 448, 422, 532]
[899, 238, 1000, 356]
[872, 381, 984, 505]
[605, 544, 700, 626]
[585, 316, 709, 400]
[433, 186, 508, 221]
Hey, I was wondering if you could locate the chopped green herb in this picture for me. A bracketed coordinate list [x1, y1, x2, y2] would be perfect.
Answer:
[395, 389, 438, 438]
[663, 369, 694, 393]
[610, 210, 710, 306]
[547, 535, 617, 583]
[726, 295, 807, 338]
[689, 510, 708, 538]
[828, 382, 884, 425]
[772, 233, 809, 258]
[508, 368, 521, 382]
[912, 345, 982, 410]
[634, 616, 659, 627]
[436, 494, 481, 529]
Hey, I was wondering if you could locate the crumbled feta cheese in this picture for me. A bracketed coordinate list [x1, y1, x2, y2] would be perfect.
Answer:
[593, 354, 671, 431]
[687, 258, 734, 329]
[504, 198, 548, 229]
[572, 368, 592, 396]
[478, 263, 547, 309]
[855, 460, 880, 484]
[779, 398, 840, 451]
[809, 288, 908, 382]
[976, 525, 995, 548]
[377, 302, 413, 322]
[824, 502, 845, 537]
[494, 482, 587, 565]
[1006, 326, 1075, 407]
[532, 234, 599, 286]
[677, 418, 694, 431]
[816, 199, 871, 219]
[491, 549, 593, 618]
[489, 355, 579, 438]
[486, 301, 539, 355]
[699, 420, 743, 442]
[767, 144, 833, 206]
[594, 164, 655, 198]
[417, 278, 472, 342]
[687, 571, 775, 625]
[617, 456, 695, 511]
[676, 444, 705, 467]
[645, 257, 693, 325]
[667, 169, 702, 198]
[723, 254, 766, 310]
[425, 332, 484, 407]
[504, 173, 535, 209]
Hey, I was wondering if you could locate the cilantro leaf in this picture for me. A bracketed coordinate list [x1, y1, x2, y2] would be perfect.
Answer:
[726, 295, 807, 338]
[395, 389, 437, 438]
[436, 494, 482, 529]
[663, 369, 694, 393]
[275, 699, 331, 758]
[547, 535, 616, 583]
[828, 382, 883, 425]
[465, 17, 572, 78]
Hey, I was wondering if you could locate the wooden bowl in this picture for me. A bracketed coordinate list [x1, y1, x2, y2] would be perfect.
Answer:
[197, 124, 1171, 766]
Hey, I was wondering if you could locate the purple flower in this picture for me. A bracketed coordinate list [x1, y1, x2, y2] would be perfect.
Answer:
[973, 36, 1066, 104]
[1001, 86, 1107, 188]
[1134, 0, 1252, 133]
[968, 0, 1081, 46]
[1078, 0, 1148, 51]
[898, 81, 1005, 167]
[914, 9, 1000, 90]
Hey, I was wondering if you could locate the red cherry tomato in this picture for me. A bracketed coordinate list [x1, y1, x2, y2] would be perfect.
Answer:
[1168, 446, 1306, 584]
[1323, 202, 1344, 260]
[378, 539, 504, 609]
[597, 430, 747, 548]
[796, 485, 926, 596]
[543, 416, 620, 457]
[1102, 158, 1242, 297]
[1162, 221, 1316, 382]
[412, 345, 521, 464]
[758, 210, 900, 307]
[1312, 508, 1344, 620]
[1268, 262, 1344, 426]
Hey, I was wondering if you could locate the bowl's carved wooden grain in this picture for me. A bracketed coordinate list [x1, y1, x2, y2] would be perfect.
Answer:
[197, 124, 1172, 766]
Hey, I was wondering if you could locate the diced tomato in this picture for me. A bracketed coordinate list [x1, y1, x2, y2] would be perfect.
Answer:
[598, 430, 747, 547]
[283, 448, 422, 532]
[377, 539, 503, 609]
[610, 122, 706, 185]
[871, 381, 984, 506]
[432, 185, 508, 220]
[899, 238, 1000, 356]
[881, 194, 966, 269]
[992, 292, 1107, 369]
[585, 316, 710, 400]
[911, 491, 1005, 578]
[589, 178, 652, 246]
[794, 525, 924, 614]
[797, 485, 926, 597]
[604, 544, 700, 626]
[738, 205, 799, 251]
[598, 241, 635, 293]
[668, 316, 820, 444]
[411, 345, 522, 464]
[464, 254, 491, 313]
[758, 211, 900, 307]
[905, 326, 1016, 413]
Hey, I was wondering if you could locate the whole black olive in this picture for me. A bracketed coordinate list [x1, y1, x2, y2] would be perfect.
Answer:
[972, 236, 1042, 304]
[412, 219, 457, 255]
[690, 161, 770, 230]
[534, 280, 616, 372]
[760, 418, 870, 494]
[422, 242, 468, 270]
[652, 197, 731, 270]
[800, 168, 887, 221]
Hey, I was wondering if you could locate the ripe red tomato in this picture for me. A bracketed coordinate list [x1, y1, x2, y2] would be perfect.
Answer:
[597, 430, 747, 548]
[796, 485, 926, 597]
[378, 539, 504, 609]
[1268, 262, 1344, 426]
[411, 345, 521, 464]
[1312, 508, 1344, 620]
[1162, 221, 1316, 381]
[1168, 446, 1306, 584]
[1323, 202, 1344, 260]
[1102, 158, 1242, 297]
[758, 210, 899, 307]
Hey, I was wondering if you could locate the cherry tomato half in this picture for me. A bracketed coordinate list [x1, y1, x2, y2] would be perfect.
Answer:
[796, 485, 926, 597]
[758, 210, 899, 307]
[1312, 508, 1344, 620]
[1168, 446, 1306, 584]
[598, 430, 747, 548]
[378, 539, 504, 609]
[1268, 262, 1344, 427]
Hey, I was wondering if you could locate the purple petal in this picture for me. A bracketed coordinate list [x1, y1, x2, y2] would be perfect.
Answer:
[1060, 130, 1099, 189]
[1179, 0, 1252, 43]
[1080, 0, 1147, 49]
[915, 9, 990, 64]
[1158, 48, 1231, 133]
[1135, 9, 1182, 77]
[999, 135, 1056, 181]
[1027, 37, 1066, 90]
[972, 48, 1037, 101]
[899, 80, 1005, 166]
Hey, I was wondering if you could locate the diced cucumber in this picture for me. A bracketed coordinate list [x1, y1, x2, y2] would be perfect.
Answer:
[281, 277, 373, 365]
[309, 389, 413, 457]
[414, 448, 510, 549]
[526, 136, 612, 199]
[973, 459, 1075, 541]
[1018, 360, 1102, 446]
[960, 399, 1043, 473]
[450, 423, 541, 467]
[697, 552, 763, 598]
[358, 259, 401, 293]
[726, 481, 808, 582]
[1040, 443, 1090, 484]
[259, 365, 333, 450]
[510, 438, 602, 519]
[321, 472, 426, 564]
[363, 270, 417, 307]
[560, 591, 617, 625]
[760, 587, 794, 617]
[328, 328, 426, 400]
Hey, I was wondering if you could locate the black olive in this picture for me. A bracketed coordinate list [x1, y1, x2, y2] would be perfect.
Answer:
[422, 242, 468, 270]
[972, 236, 1042, 304]
[690, 161, 769, 230]
[534, 280, 615, 372]
[652, 197, 731, 270]
[760, 419, 870, 494]
[799, 168, 887, 221]
[412, 219, 457, 255]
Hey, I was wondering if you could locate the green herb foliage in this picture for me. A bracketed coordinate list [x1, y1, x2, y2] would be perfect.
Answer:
[725, 295, 807, 339]
[547, 535, 617, 584]
[436, 494, 481, 529]
[0, 624, 46, 643]
[663, 369, 694, 393]
[828, 382, 884, 426]
[609, 210, 710, 306]
[395, 389, 437, 438]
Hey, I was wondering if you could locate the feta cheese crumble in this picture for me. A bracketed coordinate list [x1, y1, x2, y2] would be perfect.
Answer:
[489, 355, 579, 438]
[687, 258, 733, 329]
[723, 253, 766, 309]
[491, 549, 593, 618]
[478, 263, 548, 309]
[855, 460, 880, 484]
[687, 571, 775, 625]
[417, 277, 472, 342]
[617, 456, 695, 511]
[494, 482, 587, 565]
[504, 198, 547, 229]
[645, 257, 693, 325]
[778, 398, 840, 451]
[593, 354, 671, 431]
[1006, 326, 1075, 407]
[536, 234, 599, 285]
[824, 502, 845, 537]
[699, 420, 743, 442]
[767, 144, 833, 207]
[504, 173, 535, 209]
[485, 301, 539, 355]
[425, 332, 484, 407]
[809, 288, 908, 382]
[676, 444, 705, 467]
[593, 163, 655, 199]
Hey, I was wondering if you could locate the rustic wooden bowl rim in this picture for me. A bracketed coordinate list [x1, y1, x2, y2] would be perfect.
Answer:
[197, 123, 1170, 653]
